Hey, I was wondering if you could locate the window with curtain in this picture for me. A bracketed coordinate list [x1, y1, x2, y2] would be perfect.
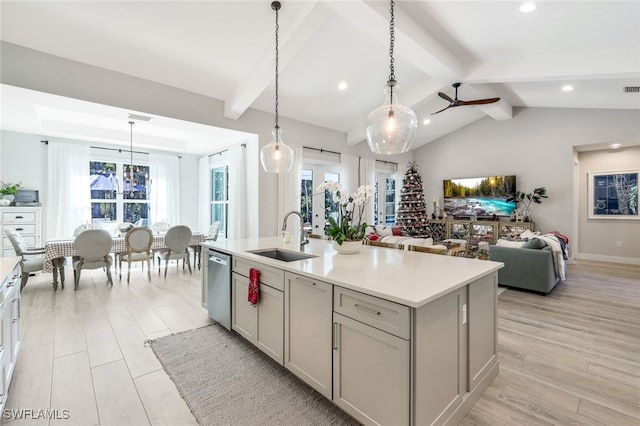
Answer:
[89, 160, 150, 226]
[211, 164, 229, 239]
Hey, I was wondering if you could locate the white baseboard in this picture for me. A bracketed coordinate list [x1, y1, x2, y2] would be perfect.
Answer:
[575, 253, 640, 266]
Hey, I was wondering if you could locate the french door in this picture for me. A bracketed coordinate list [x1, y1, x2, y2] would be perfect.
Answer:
[300, 164, 341, 236]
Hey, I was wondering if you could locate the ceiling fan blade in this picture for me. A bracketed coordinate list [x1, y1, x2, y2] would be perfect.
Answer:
[438, 92, 454, 103]
[457, 97, 500, 106]
[431, 104, 453, 115]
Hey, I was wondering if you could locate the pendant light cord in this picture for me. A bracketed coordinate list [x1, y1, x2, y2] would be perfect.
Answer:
[273, 1, 280, 129]
[387, 0, 396, 105]
[388, 0, 395, 82]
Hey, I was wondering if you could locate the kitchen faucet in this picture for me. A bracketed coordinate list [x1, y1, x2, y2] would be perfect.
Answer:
[282, 211, 309, 251]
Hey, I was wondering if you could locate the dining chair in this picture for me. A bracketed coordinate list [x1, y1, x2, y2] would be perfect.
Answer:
[155, 225, 192, 277]
[4, 229, 46, 290]
[363, 239, 404, 250]
[407, 245, 448, 255]
[73, 223, 99, 237]
[150, 221, 171, 234]
[205, 221, 221, 241]
[72, 229, 113, 290]
[119, 227, 153, 283]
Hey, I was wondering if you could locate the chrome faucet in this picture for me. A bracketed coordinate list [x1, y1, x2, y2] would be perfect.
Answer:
[282, 211, 309, 251]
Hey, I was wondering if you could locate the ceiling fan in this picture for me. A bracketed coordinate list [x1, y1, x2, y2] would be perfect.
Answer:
[431, 82, 500, 115]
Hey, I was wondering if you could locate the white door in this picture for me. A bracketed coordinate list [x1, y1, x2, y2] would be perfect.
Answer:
[300, 165, 341, 236]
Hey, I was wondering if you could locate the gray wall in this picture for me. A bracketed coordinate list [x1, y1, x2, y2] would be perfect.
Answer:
[413, 107, 640, 264]
[577, 147, 640, 263]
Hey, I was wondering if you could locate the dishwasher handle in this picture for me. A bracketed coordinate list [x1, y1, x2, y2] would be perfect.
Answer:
[209, 256, 228, 266]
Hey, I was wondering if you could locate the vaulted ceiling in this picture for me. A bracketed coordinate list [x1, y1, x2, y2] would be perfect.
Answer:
[1, 1, 639, 154]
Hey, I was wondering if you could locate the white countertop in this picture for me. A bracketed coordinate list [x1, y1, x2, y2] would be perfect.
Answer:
[202, 237, 503, 308]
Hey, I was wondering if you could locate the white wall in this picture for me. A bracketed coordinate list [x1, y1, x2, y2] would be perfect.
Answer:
[1, 42, 414, 237]
[577, 147, 640, 264]
[0, 130, 201, 239]
[413, 107, 640, 263]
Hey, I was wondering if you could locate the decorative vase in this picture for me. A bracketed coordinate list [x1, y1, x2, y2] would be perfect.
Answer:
[331, 240, 362, 254]
[1, 194, 14, 202]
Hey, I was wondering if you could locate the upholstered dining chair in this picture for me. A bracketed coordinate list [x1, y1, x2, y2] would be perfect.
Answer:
[73, 223, 100, 237]
[119, 227, 153, 283]
[154, 225, 192, 277]
[4, 229, 46, 290]
[72, 229, 113, 290]
[205, 221, 221, 241]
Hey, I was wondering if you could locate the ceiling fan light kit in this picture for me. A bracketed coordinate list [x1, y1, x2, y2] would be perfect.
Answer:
[260, 0, 294, 173]
[431, 82, 500, 115]
[365, 0, 417, 156]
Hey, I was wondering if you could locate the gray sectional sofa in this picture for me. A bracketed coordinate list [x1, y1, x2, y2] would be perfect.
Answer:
[489, 244, 560, 294]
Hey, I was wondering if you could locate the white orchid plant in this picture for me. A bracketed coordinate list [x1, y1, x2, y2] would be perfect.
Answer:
[316, 181, 374, 245]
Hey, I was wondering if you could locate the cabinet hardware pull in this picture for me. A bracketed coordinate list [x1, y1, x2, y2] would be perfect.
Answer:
[354, 303, 381, 315]
[15, 228, 24, 231]
[15, 216, 23, 219]
[333, 322, 339, 350]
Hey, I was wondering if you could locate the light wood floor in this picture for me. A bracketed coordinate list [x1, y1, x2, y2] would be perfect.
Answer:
[2, 260, 639, 425]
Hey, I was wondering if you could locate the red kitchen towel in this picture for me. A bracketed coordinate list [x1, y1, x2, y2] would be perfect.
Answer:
[248, 268, 260, 305]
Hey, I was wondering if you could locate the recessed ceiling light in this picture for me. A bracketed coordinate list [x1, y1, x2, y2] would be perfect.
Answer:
[338, 81, 348, 91]
[423, 119, 431, 125]
[519, 3, 536, 13]
[610, 143, 622, 149]
[562, 85, 574, 92]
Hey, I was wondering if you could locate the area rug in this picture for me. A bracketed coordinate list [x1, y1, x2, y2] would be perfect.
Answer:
[150, 324, 360, 426]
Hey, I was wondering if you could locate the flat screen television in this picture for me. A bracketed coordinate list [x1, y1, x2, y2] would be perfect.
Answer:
[443, 176, 516, 217]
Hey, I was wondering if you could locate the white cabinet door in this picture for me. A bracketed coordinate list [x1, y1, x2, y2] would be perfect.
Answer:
[231, 272, 257, 341]
[231, 271, 284, 365]
[333, 312, 409, 426]
[414, 286, 468, 425]
[284, 272, 333, 399]
[256, 283, 284, 364]
[468, 274, 497, 391]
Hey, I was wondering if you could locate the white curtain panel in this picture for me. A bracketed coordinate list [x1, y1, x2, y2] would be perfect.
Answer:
[197, 156, 210, 235]
[340, 153, 360, 195]
[359, 157, 376, 226]
[279, 144, 303, 241]
[46, 142, 91, 239]
[229, 144, 247, 239]
[149, 153, 180, 226]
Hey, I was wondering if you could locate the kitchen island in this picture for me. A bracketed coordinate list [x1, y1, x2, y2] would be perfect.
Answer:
[201, 237, 502, 426]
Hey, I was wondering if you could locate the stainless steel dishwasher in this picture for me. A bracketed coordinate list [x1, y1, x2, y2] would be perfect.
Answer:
[207, 249, 232, 331]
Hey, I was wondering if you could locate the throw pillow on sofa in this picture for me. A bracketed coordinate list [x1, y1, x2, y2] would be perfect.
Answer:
[496, 239, 527, 248]
[522, 238, 547, 249]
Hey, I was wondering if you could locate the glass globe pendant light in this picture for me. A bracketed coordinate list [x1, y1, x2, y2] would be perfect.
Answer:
[365, 0, 417, 155]
[260, 1, 294, 173]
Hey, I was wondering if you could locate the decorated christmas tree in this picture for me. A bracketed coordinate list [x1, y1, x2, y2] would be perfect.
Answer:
[395, 162, 429, 237]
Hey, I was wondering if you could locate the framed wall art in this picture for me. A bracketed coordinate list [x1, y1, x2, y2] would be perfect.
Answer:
[588, 170, 639, 219]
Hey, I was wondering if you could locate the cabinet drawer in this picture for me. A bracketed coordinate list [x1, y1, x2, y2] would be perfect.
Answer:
[1, 212, 35, 223]
[3, 235, 36, 248]
[2, 224, 36, 235]
[233, 257, 284, 291]
[334, 287, 410, 340]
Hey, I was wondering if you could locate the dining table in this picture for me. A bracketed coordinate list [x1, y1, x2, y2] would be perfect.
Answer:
[44, 232, 205, 289]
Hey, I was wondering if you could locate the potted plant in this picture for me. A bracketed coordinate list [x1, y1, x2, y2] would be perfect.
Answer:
[507, 187, 547, 222]
[316, 180, 373, 254]
[477, 248, 490, 260]
[0, 181, 21, 202]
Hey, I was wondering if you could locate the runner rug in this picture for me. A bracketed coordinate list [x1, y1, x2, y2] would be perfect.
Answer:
[150, 324, 360, 425]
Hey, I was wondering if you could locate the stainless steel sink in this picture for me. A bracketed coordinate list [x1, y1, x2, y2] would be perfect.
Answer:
[247, 248, 318, 262]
